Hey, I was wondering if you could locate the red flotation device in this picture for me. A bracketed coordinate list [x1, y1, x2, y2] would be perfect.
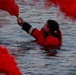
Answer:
[0, 45, 22, 75]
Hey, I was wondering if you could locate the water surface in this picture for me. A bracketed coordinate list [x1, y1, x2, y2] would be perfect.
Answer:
[0, 0, 76, 75]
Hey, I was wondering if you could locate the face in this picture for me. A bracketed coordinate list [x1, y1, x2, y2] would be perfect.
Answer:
[43, 22, 50, 33]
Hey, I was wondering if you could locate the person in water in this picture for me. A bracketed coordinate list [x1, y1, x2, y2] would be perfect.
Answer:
[17, 18, 62, 50]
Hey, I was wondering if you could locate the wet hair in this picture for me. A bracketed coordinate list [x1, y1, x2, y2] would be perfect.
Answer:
[47, 20, 62, 46]
[47, 20, 59, 32]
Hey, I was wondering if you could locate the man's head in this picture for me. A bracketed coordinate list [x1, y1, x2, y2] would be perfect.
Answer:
[43, 20, 59, 34]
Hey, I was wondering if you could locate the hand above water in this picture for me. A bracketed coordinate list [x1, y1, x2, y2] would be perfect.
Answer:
[17, 17, 24, 26]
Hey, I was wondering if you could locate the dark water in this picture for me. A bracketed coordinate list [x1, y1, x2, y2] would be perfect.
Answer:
[0, 0, 76, 75]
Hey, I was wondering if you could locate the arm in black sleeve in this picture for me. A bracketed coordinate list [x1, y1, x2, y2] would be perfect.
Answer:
[22, 22, 35, 35]
[22, 22, 32, 33]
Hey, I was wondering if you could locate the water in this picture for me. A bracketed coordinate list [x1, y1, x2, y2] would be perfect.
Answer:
[0, 0, 76, 75]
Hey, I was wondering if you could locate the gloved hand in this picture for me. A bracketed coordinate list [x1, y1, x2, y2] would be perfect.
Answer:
[17, 18, 24, 26]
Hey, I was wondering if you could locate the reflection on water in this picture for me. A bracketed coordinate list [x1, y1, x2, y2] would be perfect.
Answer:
[0, 0, 76, 75]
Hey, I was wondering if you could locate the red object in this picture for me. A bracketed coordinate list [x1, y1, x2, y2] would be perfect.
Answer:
[0, 0, 19, 16]
[0, 45, 22, 75]
[32, 28, 62, 50]
[45, 0, 76, 20]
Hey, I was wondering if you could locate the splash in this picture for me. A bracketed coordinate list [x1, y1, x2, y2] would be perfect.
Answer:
[45, 0, 76, 20]
[0, 0, 19, 16]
